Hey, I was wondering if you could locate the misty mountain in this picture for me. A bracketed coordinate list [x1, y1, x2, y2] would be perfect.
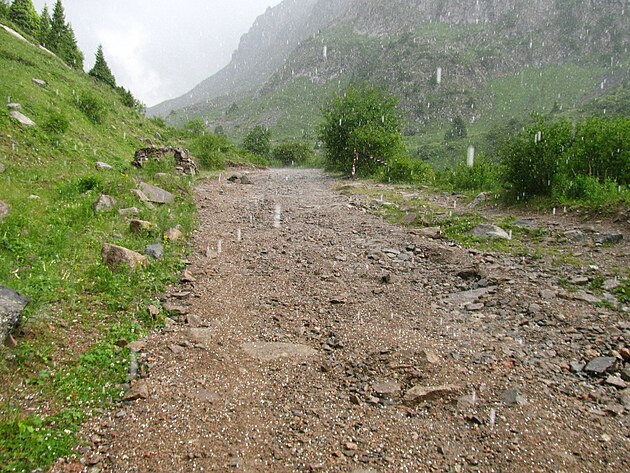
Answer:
[148, 0, 630, 142]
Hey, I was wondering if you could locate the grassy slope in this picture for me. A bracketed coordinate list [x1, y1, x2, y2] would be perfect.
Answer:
[0, 28, 196, 472]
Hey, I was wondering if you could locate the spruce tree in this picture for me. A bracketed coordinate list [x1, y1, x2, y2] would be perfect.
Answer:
[8, 0, 40, 37]
[47, 1, 83, 70]
[39, 4, 50, 46]
[89, 45, 116, 88]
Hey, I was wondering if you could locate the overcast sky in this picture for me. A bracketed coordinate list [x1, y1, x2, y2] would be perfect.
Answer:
[31, 0, 283, 106]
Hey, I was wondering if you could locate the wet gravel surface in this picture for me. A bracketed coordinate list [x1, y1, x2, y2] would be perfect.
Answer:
[56, 169, 629, 472]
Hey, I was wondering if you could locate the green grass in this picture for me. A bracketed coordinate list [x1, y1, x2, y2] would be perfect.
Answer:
[0, 27, 197, 472]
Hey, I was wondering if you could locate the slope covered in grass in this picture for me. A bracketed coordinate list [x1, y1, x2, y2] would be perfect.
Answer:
[0, 26, 196, 471]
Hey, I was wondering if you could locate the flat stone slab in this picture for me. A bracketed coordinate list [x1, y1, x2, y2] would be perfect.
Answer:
[10, 111, 35, 128]
[403, 384, 461, 406]
[0, 286, 30, 342]
[445, 286, 497, 306]
[139, 182, 174, 204]
[470, 224, 510, 240]
[242, 342, 317, 362]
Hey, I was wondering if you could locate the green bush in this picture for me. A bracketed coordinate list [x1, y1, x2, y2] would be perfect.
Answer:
[499, 115, 573, 198]
[382, 156, 434, 184]
[76, 92, 106, 124]
[42, 111, 69, 139]
[319, 83, 406, 176]
[271, 141, 315, 166]
[446, 154, 503, 191]
[242, 125, 271, 156]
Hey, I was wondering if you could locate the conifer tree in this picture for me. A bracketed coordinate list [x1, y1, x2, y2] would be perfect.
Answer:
[89, 45, 116, 88]
[47, 1, 83, 70]
[8, 0, 40, 37]
[39, 4, 50, 46]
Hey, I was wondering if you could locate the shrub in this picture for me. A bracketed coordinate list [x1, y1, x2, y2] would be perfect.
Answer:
[190, 132, 232, 170]
[42, 111, 69, 139]
[382, 156, 434, 184]
[319, 83, 406, 176]
[76, 92, 106, 124]
[242, 125, 271, 156]
[447, 154, 503, 191]
[271, 141, 315, 166]
[499, 115, 573, 198]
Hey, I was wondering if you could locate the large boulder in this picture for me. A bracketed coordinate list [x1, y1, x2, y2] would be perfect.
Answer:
[0, 286, 29, 344]
[139, 182, 174, 204]
[101, 243, 148, 270]
[470, 224, 511, 240]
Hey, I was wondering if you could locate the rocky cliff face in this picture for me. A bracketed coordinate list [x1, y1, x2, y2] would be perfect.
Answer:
[149, 0, 630, 134]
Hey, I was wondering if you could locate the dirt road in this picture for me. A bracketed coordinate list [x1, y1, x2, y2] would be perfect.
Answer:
[68, 169, 628, 472]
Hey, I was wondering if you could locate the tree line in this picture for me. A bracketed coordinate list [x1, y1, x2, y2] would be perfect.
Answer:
[1, 0, 143, 112]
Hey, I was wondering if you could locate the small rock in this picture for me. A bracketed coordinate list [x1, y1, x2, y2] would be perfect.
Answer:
[470, 224, 511, 240]
[129, 219, 152, 234]
[127, 341, 146, 353]
[169, 344, 184, 354]
[186, 314, 203, 327]
[0, 200, 10, 220]
[123, 381, 149, 401]
[1, 286, 31, 344]
[468, 192, 491, 208]
[118, 207, 139, 217]
[131, 189, 149, 202]
[416, 227, 442, 239]
[605, 375, 627, 389]
[10, 111, 36, 128]
[565, 230, 588, 243]
[240, 174, 253, 185]
[418, 348, 440, 364]
[381, 273, 392, 284]
[163, 302, 189, 316]
[501, 387, 527, 406]
[139, 182, 174, 204]
[7, 103, 21, 110]
[32, 78, 46, 86]
[164, 228, 184, 242]
[584, 357, 617, 375]
[241, 342, 318, 362]
[147, 305, 160, 317]
[540, 289, 556, 300]
[602, 279, 621, 291]
[145, 244, 164, 260]
[570, 362, 585, 373]
[101, 243, 148, 270]
[403, 384, 461, 406]
[618, 388, 630, 409]
[592, 233, 623, 245]
[95, 162, 113, 170]
[93, 194, 116, 213]
[181, 270, 196, 283]
[373, 381, 401, 397]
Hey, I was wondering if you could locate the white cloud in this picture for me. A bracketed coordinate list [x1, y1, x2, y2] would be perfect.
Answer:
[31, 0, 283, 106]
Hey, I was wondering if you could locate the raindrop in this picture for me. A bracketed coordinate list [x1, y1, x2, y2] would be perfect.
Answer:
[323, 45, 327, 59]
[436, 67, 442, 85]
[217, 240, 222, 255]
[552, 208, 556, 216]
[467, 145, 475, 167]
[273, 204, 282, 228]
[237, 228, 242, 242]
[489, 408, 496, 427]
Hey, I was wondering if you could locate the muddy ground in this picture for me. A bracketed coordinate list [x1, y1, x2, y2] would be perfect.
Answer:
[56, 168, 628, 472]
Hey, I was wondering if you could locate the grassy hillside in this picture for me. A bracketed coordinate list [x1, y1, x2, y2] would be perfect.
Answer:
[0, 27, 197, 472]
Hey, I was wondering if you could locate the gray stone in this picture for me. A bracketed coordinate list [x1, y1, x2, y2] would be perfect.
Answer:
[240, 174, 253, 185]
[131, 189, 149, 202]
[118, 207, 139, 217]
[241, 342, 318, 362]
[188, 328, 214, 344]
[514, 219, 537, 228]
[403, 384, 461, 406]
[181, 270, 196, 283]
[93, 194, 116, 213]
[445, 286, 497, 307]
[570, 362, 585, 373]
[9, 111, 36, 128]
[7, 103, 21, 110]
[584, 357, 617, 375]
[145, 243, 164, 260]
[32, 78, 46, 86]
[501, 387, 528, 406]
[468, 192, 491, 208]
[592, 233, 623, 245]
[101, 243, 148, 270]
[470, 224, 510, 240]
[565, 230, 588, 243]
[416, 227, 442, 239]
[605, 375, 627, 389]
[95, 161, 114, 170]
[540, 289, 556, 300]
[186, 314, 204, 327]
[0, 286, 29, 343]
[139, 182, 174, 204]
[0, 200, 9, 220]
[163, 302, 189, 316]
[618, 388, 630, 409]
[603, 279, 621, 291]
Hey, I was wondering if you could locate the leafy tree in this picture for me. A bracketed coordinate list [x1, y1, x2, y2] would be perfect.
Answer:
[89, 45, 116, 87]
[242, 125, 271, 156]
[318, 83, 405, 176]
[47, 1, 83, 69]
[183, 118, 206, 136]
[8, 0, 40, 37]
[38, 4, 50, 45]
[271, 141, 315, 166]
[444, 115, 468, 142]
[0, 1, 10, 19]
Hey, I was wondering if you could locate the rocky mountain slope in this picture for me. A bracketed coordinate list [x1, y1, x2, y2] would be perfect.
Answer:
[149, 0, 630, 142]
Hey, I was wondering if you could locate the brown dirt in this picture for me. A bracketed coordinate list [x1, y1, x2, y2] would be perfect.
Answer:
[55, 169, 629, 472]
